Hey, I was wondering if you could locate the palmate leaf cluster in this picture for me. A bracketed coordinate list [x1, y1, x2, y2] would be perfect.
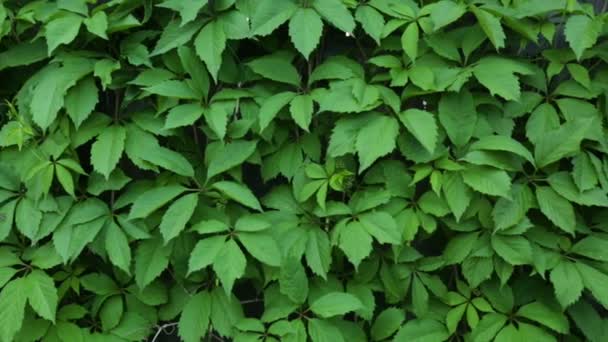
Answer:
[1, 0, 608, 341]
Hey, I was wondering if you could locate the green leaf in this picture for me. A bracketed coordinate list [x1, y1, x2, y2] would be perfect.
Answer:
[0, 278, 27, 342]
[24, 270, 58, 322]
[129, 185, 186, 219]
[289, 8, 323, 59]
[438, 90, 476, 147]
[279, 256, 309, 304]
[305, 228, 331, 279]
[247, 54, 300, 86]
[212, 239, 246, 294]
[470, 313, 507, 342]
[398, 109, 438, 154]
[90, 125, 126, 179]
[401, 23, 419, 62]
[105, 221, 131, 273]
[0, 41, 48, 72]
[470, 135, 534, 165]
[491, 234, 532, 265]
[140, 145, 195, 177]
[212, 181, 262, 211]
[157, 0, 209, 25]
[151, 19, 203, 56]
[536, 186, 576, 234]
[143, 80, 199, 99]
[572, 236, 608, 262]
[238, 232, 282, 266]
[550, 261, 584, 308]
[258, 92, 297, 131]
[309, 292, 363, 318]
[517, 301, 569, 333]
[339, 221, 373, 269]
[164, 103, 205, 129]
[100, 296, 123, 331]
[461, 165, 512, 198]
[355, 5, 384, 44]
[160, 193, 198, 243]
[312, 0, 356, 33]
[428, 1, 466, 30]
[83, 11, 108, 39]
[371, 307, 405, 341]
[565, 15, 601, 60]
[178, 291, 211, 342]
[473, 57, 533, 101]
[289, 94, 314, 131]
[394, 319, 449, 342]
[492, 184, 532, 230]
[134, 237, 171, 289]
[207, 140, 257, 179]
[65, 76, 99, 128]
[45, 13, 83, 54]
[575, 262, 608, 309]
[471, 7, 505, 50]
[308, 319, 344, 342]
[188, 236, 226, 274]
[442, 172, 473, 221]
[194, 20, 226, 81]
[250, 0, 298, 36]
[356, 114, 399, 172]
[534, 118, 592, 168]
[359, 211, 400, 245]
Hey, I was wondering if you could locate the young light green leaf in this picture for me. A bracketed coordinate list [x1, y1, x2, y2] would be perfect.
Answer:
[371, 307, 405, 341]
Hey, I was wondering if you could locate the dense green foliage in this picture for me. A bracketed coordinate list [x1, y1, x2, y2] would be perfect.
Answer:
[1, 0, 608, 341]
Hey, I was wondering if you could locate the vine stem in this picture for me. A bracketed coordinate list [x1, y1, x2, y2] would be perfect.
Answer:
[150, 322, 178, 342]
